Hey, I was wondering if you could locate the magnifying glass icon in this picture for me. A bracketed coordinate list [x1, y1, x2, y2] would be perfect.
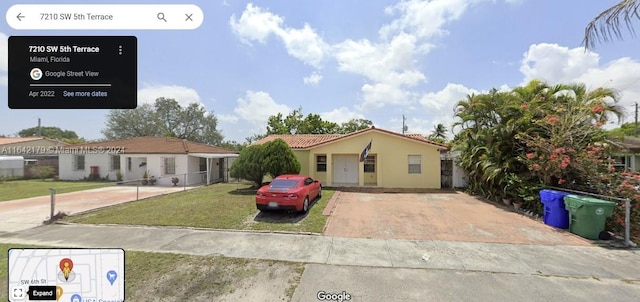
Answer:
[157, 12, 167, 22]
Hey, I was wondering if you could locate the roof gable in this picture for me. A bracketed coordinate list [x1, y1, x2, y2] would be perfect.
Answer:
[69, 137, 237, 154]
[255, 127, 448, 150]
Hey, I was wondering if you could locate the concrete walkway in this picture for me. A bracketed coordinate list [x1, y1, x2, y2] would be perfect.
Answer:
[2, 224, 639, 280]
[0, 186, 188, 233]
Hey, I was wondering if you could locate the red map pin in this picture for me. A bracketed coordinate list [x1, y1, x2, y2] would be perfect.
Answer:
[59, 258, 73, 281]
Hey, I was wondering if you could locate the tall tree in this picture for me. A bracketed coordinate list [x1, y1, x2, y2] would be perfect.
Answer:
[229, 144, 266, 188]
[339, 118, 373, 134]
[584, 0, 640, 48]
[102, 103, 161, 139]
[154, 98, 223, 145]
[608, 122, 640, 137]
[102, 98, 223, 145]
[245, 133, 267, 145]
[18, 126, 84, 143]
[266, 107, 373, 135]
[229, 139, 301, 187]
[219, 140, 245, 151]
[262, 139, 301, 177]
[429, 123, 448, 140]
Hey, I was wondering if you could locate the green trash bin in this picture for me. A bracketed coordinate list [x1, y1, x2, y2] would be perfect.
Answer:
[563, 195, 617, 240]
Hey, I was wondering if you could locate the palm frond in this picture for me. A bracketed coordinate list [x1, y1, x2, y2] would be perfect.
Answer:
[584, 0, 640, 49]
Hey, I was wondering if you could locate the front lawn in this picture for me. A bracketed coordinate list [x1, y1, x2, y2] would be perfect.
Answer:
[0, 243, 304, 301]
[0, 179, 113, 202]
[65, 183, 334, 233]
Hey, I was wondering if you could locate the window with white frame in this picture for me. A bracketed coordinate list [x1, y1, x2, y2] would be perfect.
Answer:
[408, 155, 421, 174]
[163, 157, 176, 175]
[110, 155, 120, 171]
[73, 155, 85, 171]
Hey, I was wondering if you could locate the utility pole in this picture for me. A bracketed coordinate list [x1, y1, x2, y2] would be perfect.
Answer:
[402, 115, 407, 134]
[635, 103, 638, 137]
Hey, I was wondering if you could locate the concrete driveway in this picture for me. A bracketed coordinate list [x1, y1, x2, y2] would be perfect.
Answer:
[324, 191, 592, 246]
[0, 185, 187, 233]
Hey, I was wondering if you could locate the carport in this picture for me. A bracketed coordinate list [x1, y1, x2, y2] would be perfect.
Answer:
[189, 153, 238, 184]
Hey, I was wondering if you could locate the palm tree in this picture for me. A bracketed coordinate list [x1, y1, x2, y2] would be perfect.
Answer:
[584, 0, 640, 49]
[431, 123, 448, 140]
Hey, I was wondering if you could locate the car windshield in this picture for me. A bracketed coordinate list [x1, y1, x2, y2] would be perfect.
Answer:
[269, 179, 299, 189]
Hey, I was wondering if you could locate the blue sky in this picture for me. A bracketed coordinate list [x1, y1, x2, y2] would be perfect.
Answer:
[2, 0, 640, 143]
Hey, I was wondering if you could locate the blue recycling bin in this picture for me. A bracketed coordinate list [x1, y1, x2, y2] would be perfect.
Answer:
[539, 189, 570, 229]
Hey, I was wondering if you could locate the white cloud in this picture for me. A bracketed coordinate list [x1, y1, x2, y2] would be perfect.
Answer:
[416, 83, 479, 137]
[218, 114, 239, 123]
[303, 72, 323, 85]
[137, 84, 202, 107]
[379, 0, 480, 41]
[230, 4, 329, 68]
[333, 33, 425, 85]
[233, 90, 291, 131]
[320, 107, 365, 124]
[229, 4, 283, 44]
[419, 83, 478, 111]
[358, 82, 412, 110]
[334, 33, 426, 109]
[520, 43, 600, 84]
[229, 1, 511, 111]
[519, 43, 640, 123]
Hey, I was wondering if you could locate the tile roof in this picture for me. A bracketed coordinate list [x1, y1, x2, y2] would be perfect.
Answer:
[0, 137, 50, 145]
[254, 134, 343, 148]
[254, 127, 449, 149]
[607, 136, 640, 153]
[68, 136, 237, 154]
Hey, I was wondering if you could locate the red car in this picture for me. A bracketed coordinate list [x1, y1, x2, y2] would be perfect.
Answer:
[256, 175, 322, 213]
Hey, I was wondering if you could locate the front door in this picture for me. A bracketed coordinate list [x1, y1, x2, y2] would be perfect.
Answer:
[333, 155, 358, 184]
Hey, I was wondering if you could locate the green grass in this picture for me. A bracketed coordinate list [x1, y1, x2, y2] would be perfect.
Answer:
[0, 244, 305, 301]
[0, 179, 113, 202]
[66, 183, 334, 233]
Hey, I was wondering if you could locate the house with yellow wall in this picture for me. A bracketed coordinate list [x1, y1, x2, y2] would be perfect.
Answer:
[255, 126, 448, 189]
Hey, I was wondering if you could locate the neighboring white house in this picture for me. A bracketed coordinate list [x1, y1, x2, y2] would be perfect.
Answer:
[607, 136, 640, 172]
[0, 156, 25, 177]
[58, 137, 239, 186]
[441, 150, 468, 188]
[0, 137, 68, 177]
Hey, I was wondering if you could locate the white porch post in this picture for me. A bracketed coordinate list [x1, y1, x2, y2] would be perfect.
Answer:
[225, 157, 229, 182]
[206, 158, 211, 185]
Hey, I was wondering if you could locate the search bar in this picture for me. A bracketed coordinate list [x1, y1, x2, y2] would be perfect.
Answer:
[6, 4, 203, 30]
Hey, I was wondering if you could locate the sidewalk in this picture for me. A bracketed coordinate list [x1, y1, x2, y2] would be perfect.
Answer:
[2, 223, 639, 280]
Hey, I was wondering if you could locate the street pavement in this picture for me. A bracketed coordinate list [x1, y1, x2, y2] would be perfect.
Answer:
[1, 224, 639, 301]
